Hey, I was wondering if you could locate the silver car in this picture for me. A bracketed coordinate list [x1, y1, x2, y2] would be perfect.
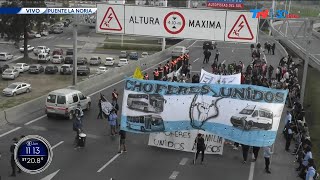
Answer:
[89, 56, 101, 65]
[3, 82, 31, 96]
[2, 68, 19, 80]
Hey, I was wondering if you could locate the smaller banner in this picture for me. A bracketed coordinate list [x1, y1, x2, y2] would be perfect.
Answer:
[100, 94, 114, 115]
[167, 66, 182, 80]
[148, 130, 224, 154]
[200, 69, 241, 84]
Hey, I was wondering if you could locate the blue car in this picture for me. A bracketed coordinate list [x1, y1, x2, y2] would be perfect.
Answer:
[129, 52, 139, 60]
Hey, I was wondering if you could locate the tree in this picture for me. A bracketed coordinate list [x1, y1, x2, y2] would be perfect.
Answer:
[0, 0, 47, 59]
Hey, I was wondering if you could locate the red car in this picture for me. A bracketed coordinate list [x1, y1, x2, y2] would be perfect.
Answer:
[52, 48, 63, 56]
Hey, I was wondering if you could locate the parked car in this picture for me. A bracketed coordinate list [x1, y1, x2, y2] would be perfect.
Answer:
[33, 46, 50, 55]
[104, 57, 115, 66]
[54, 22, 64, 28]
[77, 66, 90, 76]
[29, 64, 44, 74]
[52, 55, 64, 64]
[45, 65, 59, 74]
[0, 52, 14, 61]
[97, 66, 108, 73]
[38, 53, 51, 63]
[45, 88, 91, 119]
[19, 45, 34, 53]
[129, 52, 139, 60]
[2, 82, 31, 96]
[118, 58, 128, 67]
[13, 63, 30, 73]
[2, 68, 19, 80]
[35, 33, 41, 38]
[171, 46, 189, 58]
[66, 49, 73, 56]
[119, 51, 128, 58]
[0, 64, 9, 73]
[64, 56, 73, 64]
[230, 105, 274, 131]
[40, 31, 49, 36]
[53, 28, 63, 34]
[60, 64, 73, 75]
[89, 56, 102, 65]
[52, 48, 63, 56]
[141, 52, 149, 58]
[77, 57, 88, 65]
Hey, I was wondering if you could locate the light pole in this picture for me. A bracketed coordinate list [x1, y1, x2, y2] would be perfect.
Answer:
[285, 0, 291, 37]
[72, 2, 78, 86]
[161, 0, 168, 51]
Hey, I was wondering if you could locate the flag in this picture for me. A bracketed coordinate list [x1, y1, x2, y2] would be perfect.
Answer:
[133, 67, 144, 79]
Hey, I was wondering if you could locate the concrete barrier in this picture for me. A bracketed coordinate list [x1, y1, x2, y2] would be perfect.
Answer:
[0, 39, 194, 126]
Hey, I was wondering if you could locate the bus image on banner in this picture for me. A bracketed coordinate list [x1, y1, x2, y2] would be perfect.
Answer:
[126, 114, 165, 132]
[127, 94, 166, 113]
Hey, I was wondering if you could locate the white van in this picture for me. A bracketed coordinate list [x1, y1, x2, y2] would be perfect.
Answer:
[38, 53, 51, 63]
[171, 46, 189, 58]
[230, 105, 273, 131]
[45, 89, 91, 119]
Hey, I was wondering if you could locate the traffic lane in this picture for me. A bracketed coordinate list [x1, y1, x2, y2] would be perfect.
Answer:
[253, 108, 300, 180]
[177, 146, 252, 180]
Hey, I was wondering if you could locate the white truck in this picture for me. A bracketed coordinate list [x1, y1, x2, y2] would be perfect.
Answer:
[33, 46, 50, 55]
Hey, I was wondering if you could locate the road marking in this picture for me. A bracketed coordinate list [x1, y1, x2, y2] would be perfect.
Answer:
[221, 60, 226, 64]
[0, 127, 21, 138]
[67, 38, 71, 40]
[193, 58, 199, 62]
[97, 153, 121, 173]
[169, 171, 179, 179]
[40, 169, 60, 180]
[248, 153, 255, 180]
[27, 125, 48, 131]
[24, 115, 46, 125]
[52, 141, 64, 150]
[187, 40, 197, 48]
[86, 133, 100, 139]
[179, 158, 188, 165]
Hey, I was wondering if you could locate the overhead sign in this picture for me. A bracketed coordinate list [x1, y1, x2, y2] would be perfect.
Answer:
[96, 4, 258, 43]
[107, 0, 125, 4]
[148, 130, 225, 155]
[121, 78, 288, 147]
[207, 0, 244, 9]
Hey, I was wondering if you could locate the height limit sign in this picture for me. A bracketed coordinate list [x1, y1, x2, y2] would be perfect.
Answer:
[164, 11, 186, 34]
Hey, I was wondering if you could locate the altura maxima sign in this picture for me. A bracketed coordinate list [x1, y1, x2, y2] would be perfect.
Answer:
[96, 4, 259, 43]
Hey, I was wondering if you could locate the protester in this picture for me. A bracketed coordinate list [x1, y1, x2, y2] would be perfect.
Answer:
[97, 98, 103, 119]
[112, 89, 119, 104]
[73, 111, 83, 148]
[305, 159, 316, 180]
[242, 144, 250, 164]
[194, 133, 205, 164]
[118, 129, 127, 153]
[10, 137, 19, 177]
[285, 123, 294, 151]
[252, 146, 261, 161]
[263, 145, 273, 173]
[108, 110, 118, 136]
[214, 49, 220, 62]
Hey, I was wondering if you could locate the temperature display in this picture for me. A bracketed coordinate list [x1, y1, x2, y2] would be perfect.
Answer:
[14, 135, 53, 174]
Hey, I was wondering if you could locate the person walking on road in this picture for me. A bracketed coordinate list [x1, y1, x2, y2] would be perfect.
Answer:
[263, 145, 273, 173]
[73, 113, 83, 148]
[214, 49, 220, 62]
[194, 133, 205, 164]
[97, 98, 103, 119]
[118, 129, 127, 153]
[252, 146, 261, 161]
[242, 144, 250, 164]
[285, 124, 293, 151]
[108, 110, 118, 136]
[10, 137, 19, 177]
[112, 89, 119, 104]
[271, 43, 276, 55]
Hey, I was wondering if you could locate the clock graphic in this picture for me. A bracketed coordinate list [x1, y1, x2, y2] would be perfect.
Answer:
[14, 135, 53, 174]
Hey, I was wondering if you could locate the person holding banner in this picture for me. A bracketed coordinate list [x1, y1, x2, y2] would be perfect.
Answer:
[194, 133, 205, 165]
[108, 109, 118, 136]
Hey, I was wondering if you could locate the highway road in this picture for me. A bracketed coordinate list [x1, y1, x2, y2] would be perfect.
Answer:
[0, 34, 299, 180]
[273, 21, 320, 62]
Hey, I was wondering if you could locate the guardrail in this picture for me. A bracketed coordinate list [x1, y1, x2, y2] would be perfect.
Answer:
[0, 39, 194, 126]
[270, 21, 320, 71]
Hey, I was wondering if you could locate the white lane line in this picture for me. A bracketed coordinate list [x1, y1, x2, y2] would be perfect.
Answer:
[0, 127, 21, 138]
[187, 40, 197, 48]
[67, 38, 71, 40]
[40, 169, 60, 180]
[169, 171, 179, 179]
[248, 153, 255, 180]
[51, 141, 64, 150]
[97, 153, 121, 173]
[24, 115, 46, 125]
[179, 158, 188, 165]
[221, 60, 226, 64]
[193, 58, 199, 62]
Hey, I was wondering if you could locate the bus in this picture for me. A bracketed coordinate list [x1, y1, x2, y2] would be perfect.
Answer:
[127, 94, 166, 113]
[126, 114, 165, 132]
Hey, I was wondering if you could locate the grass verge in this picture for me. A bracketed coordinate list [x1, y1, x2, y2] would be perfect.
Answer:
[305, 67, 320, 167]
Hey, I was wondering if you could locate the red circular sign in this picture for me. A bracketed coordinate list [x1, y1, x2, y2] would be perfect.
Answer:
[163, 11, 186, 35]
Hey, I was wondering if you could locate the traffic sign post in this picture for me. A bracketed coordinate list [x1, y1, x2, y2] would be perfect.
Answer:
[96, 4, 258, 43]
